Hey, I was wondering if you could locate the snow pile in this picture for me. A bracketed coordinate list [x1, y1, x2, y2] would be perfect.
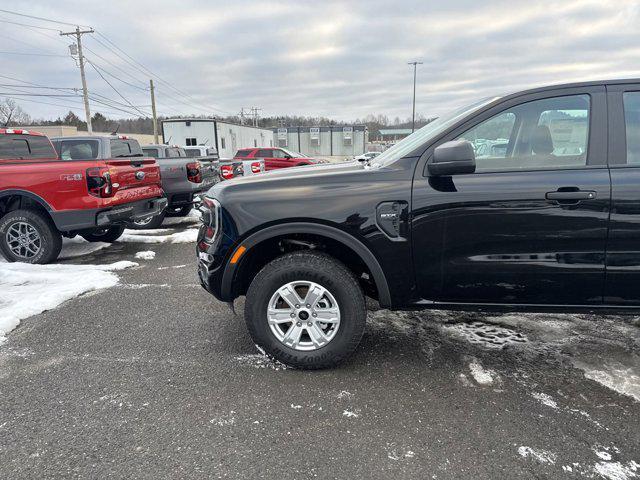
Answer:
[593, 460, 639, 480]
[59, 236, 111, 259]
[443, 321, 528, 349]
[0, 261, 137, 343]
[120, 229, 199, 244]
[468, 359, 497, 385]
[134, 250, 156, 260]
[573, 360, 640, 403]
[163, 209, 201, 226]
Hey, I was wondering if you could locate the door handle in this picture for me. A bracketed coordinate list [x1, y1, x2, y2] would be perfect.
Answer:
[545, 189, 596, 202]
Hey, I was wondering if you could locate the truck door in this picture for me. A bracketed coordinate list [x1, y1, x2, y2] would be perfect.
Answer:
[411, 86, 610, 306]
[603, 83, 640, 305]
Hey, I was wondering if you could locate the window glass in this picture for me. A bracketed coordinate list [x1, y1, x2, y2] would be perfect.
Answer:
[166, 147, 181, 157]
[110, 140, 131, 157]
[455, 94, 590, 171]
[624, 92, 640, 164]
[60, 139, 100, 160]
[272, 150, 287, 158]
[186, 138, 197, 146]
[28, 136, 57, 158]
[235, 149, 251, 157]
[184, 149, 199, 157]
[257, 149, 272, 157]
[143, 148, 160, 158]
[0, 135, 56, 159]
[220, 137, 226, 149]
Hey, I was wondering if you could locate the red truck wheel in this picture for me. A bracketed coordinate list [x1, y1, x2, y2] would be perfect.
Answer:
[0, 209, 62, 264]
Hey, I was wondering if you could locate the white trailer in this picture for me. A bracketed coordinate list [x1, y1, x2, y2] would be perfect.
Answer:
[161, 119, 274, 159]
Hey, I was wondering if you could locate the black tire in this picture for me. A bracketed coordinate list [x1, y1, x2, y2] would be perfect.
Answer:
[127, 211, 166, 229]
[244, 251, 366, 369]
[0, 209, 62, 264]
[80, 225, 125, 243]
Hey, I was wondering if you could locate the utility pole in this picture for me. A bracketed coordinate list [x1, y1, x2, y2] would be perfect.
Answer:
[239, 108, 246, 125]
[250, 107, 262, 127]
[61, 27, 95, 134]
[408, 61, 423, 133]
[149, 79, 159, 143]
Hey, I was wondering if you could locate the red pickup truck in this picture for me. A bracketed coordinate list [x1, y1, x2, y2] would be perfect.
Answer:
[234, 147, 322, 171]
[0, 129, 166, 263]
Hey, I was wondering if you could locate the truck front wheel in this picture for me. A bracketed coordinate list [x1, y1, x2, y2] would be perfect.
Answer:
[244, 251, 366, 369]
[80, 225, 125, 243]
[0, 209, 62, 264]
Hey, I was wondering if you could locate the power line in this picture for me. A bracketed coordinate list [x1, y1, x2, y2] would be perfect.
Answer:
[0, 8, 90, 28]
[0, 50, 67, 57]
[93, 30, 230, 115]
[85, 59, 151, 117]
[84, 57, 148, 91]
[0, 17, 61, 32]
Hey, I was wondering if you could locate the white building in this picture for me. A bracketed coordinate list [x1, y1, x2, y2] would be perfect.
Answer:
[161, 119, 274, 159]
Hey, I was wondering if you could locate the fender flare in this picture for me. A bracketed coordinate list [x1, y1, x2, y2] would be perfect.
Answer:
[221, 222, 392, 307]
[0, 189, 53, 211]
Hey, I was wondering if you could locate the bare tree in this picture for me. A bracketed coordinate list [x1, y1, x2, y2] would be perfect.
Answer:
[0, 98, 31, 127]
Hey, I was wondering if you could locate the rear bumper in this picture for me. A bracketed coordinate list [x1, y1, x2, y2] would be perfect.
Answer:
[51, 197, 168, 232]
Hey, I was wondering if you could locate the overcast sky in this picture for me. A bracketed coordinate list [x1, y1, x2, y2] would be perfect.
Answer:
[2, 0, 640, 122]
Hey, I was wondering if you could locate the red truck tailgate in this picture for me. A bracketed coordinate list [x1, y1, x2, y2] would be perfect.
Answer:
[105, 157, 163, 204]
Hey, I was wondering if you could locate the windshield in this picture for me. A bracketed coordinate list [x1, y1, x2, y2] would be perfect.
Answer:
[371, 96, 499, 167]
[282, 148, 307, 158]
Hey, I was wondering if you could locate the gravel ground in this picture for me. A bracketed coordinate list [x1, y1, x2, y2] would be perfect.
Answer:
[0, 219, 639, 479]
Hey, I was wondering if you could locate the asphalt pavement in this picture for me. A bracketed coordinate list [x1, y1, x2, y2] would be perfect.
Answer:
[0, 221, 639, 479]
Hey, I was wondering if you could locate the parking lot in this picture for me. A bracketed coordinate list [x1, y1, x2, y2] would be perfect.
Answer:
[0, 213, 637, 479]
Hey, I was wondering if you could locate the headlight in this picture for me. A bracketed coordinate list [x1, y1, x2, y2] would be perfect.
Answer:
[200, 196, 220, 242]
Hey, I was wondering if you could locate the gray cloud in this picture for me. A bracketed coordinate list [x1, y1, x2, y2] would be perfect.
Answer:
[1, 0, 639, 121]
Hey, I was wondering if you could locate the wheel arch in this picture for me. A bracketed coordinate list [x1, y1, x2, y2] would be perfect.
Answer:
[222, 222, 392, 308]
[0, 190, 54, 218]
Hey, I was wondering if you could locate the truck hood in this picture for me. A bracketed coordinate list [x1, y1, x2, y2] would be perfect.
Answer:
[208, 161, 365, 196]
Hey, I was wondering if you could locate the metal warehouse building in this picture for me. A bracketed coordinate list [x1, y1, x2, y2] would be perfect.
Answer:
[162, 119, 274, 159]
[273, 126, 366, 158]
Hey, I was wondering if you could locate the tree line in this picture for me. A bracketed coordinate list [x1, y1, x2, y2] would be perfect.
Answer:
[1, 98, 436, 140]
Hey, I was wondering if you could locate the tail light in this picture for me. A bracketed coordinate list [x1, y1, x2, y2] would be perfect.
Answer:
[86, 167, 115, 197]
[186, 161, 202, 183]
[220, 164, 234, 180]
[251, 162, 261, 174]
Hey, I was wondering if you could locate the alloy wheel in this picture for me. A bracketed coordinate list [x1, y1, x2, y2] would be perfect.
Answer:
[6, 221, 41, 259]
[267, 280, 341, 351]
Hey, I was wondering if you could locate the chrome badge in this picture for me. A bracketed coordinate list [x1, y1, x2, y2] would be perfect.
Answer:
[135, 171, 145, 180]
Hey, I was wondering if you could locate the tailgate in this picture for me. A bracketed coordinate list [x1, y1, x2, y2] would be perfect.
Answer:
[105, 157, 161, 189]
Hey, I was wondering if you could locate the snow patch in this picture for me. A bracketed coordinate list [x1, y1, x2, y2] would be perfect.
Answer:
[593, 460, 639, 480]
[337, 390, 353, 399]
[532, 392, 559, 409]
[134, 250, 156, 260]
[518, 446, 557, 465]
[443, 321, 528, 349]
[210, 411, 236, 426]
[468, 360, 497, 385]
[0, 261, 137, 343]
[574, 361, 640, 403]
[387, 448, 416, 461]
[120, 229, 198, 244]
[59, 236, 110, 259]
[290, 404, 302, 410]
[234, 353, 288, 371]
[342, 409, 360, 418]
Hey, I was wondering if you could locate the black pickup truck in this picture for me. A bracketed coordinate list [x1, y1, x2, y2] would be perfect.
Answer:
[197, 79, 640, 369]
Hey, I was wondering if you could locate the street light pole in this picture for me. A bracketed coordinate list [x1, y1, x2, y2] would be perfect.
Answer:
[408, 61, 423, 133]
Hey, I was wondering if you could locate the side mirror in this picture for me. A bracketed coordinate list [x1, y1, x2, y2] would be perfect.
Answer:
[284, 154, 292, 159]
[428, 140, 476, 176]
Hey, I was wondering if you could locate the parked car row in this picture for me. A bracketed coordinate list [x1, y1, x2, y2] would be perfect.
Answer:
[0, 129, 166, 264]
